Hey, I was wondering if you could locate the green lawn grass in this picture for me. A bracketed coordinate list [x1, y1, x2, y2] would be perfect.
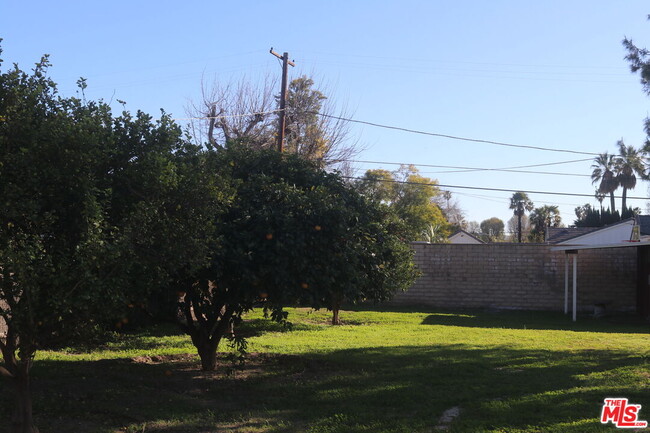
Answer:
[1, 307, 650, 432]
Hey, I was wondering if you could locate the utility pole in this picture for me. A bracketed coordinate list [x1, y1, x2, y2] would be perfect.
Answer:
[270, 48, 295, 152]
[207, 104, 217, 150]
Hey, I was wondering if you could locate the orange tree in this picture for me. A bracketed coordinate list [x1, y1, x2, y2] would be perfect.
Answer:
[0, 51, 219, 432]
[175, 144, 419, 370]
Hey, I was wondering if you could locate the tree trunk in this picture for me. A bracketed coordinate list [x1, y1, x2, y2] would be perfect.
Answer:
[622, 188, 627, 214]
[517, 212, 522, 243]
[332, 308, 340, 325]
[1, 328, 38, 433]
[197, 342, 218, 371]
[191, 331, 221, 371]
[11, 369, 39, 433]
[331, 297, 342, 325]
[610, 192, 616, 213]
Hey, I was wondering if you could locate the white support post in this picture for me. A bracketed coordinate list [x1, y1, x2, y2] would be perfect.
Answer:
[564, 254, 569, 314]
[572, 254, 578, 322]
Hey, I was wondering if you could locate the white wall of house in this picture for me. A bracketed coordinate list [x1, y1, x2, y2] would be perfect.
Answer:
[559, 220, 635, 245]
[448, 231, 483, 244]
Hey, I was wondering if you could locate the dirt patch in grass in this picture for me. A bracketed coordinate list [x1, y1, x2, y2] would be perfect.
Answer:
[130, 353, 197, 364]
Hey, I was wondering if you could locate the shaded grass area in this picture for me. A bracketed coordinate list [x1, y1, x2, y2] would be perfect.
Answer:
[0, 307, 649, 432]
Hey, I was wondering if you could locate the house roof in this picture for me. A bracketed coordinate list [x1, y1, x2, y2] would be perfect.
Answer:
[545, 227, 600, 244]
[448, 229, 485, 244]
[546, 218, 636, 244]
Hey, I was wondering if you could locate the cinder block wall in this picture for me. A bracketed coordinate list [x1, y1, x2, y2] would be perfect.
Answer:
[391, 243, 637, 312]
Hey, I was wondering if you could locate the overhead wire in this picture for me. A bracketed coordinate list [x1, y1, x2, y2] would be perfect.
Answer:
[420, 168, 588, 177]
[298, 59, 632, 85]
[176, 110, 601, 157]
[451, 191, 585, 207]
[345, 175, 650, 201]
[312, 112, 600, 156]
[346, 159, 592, 177]
[293, 50, 625, 71]
[57, 49, 267, 83]
[174, 110, 622, 196]
[346, 157, 594, 170]
[59, 60, 273, 94]
[170, 109, 645, 211]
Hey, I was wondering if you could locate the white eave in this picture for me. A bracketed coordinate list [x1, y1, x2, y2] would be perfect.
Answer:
[551, 241, 650, 252]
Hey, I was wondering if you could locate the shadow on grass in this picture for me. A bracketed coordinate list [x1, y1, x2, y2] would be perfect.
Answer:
[61, 319, 325, 354]
[348, 303, 650, 333]
[1, 343, 648, 433]
[421, 310, 650, 334]
[236, 318, 325, 338]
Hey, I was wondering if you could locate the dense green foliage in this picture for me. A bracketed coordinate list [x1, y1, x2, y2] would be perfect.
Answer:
[573, 204, 639, 227]
[528, 205, 562, 242]
[479, 217, 505, 242]
[574, 205, 621, 227]
[356, 165, 450, 241]
[0, 50, 219, 431]
[0, 51, 420, 433]
[177, 145, 419, 369]
[283, 76, 329, 162]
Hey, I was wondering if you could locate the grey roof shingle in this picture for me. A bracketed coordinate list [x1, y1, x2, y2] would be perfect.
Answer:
[545, 227, 601, 244]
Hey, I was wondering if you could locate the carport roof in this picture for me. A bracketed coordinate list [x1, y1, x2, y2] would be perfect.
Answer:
[551, 241, 650, 252]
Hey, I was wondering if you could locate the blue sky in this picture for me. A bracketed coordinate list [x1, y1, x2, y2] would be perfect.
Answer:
[3, 1, 650, 228]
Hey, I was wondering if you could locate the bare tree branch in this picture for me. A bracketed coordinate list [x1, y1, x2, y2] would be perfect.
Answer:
[185, 73, 363, 168]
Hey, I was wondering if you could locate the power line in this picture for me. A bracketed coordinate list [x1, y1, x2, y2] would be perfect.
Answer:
[58, 49, 267, 83]
[314, 112, 599, 156]
[177, 109, 601, 158]
[294, 50, 625, 71]
[299, 59, 632, 84]
[60, 62, 273, 94]
[451, 190, 586, 207]
[346, 175, 650, 200]
[348, 157, 593, 170]
[423, 168, 589, 177]
[348, 159, 591, 177]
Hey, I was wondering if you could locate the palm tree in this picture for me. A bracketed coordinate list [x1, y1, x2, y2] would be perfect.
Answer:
[595, 190, 606, 214]
[529, 205, 562, 242]
[509, 192, 534, 243]
[591, 152, 618, 213]
[615, 140, 645, 212]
